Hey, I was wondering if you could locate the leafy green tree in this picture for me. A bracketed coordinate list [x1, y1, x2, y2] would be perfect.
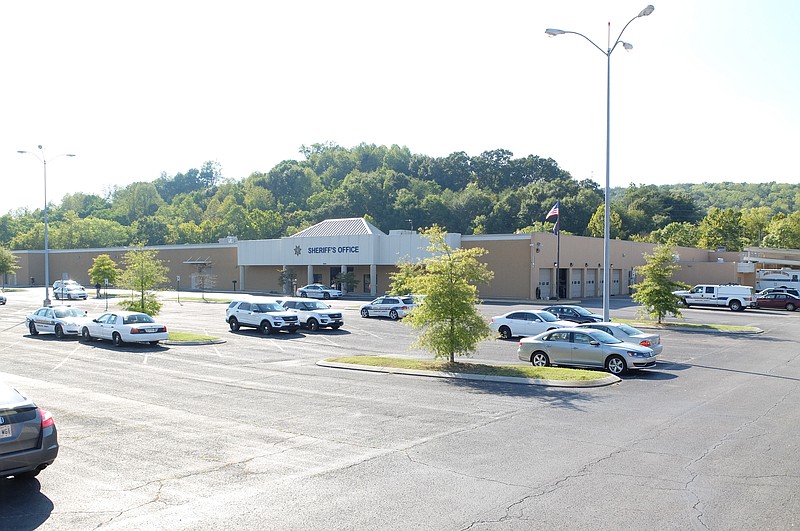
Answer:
[118, 248, 168, 315]
[649, 222, 699, 247]
[390, 226, 494, 362]
[740, 207, 774, 247]
[631, 245, 689, 323]
[587, 204, 624, 239]
[697, 207, 743, 251]
[333, 271, 360, 293]
[0, 246, 20, 288]
[762, 212, 800, 249]
[88, 254, 122, 287]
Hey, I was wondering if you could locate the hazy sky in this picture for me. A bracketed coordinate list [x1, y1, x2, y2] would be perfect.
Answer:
[3, 1, 799, 214]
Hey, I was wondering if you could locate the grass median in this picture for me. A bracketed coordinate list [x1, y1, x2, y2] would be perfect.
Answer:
[326, 355, 608, 381]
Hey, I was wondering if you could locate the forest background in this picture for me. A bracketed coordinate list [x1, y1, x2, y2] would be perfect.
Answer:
[2, 143, 799, 252]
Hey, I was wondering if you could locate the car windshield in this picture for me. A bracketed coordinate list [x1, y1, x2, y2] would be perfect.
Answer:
[574, 307, 594, 316]
[54, 308, 85, 318]
[254, 302, 283, 312]
[616, 324, 643, 335]
[539, 311, 559, 322]
[590, 330, 622, 344]
[123, 314, 155, 324]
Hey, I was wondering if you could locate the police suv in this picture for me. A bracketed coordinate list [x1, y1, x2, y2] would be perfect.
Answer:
[226, 297, 300, 334]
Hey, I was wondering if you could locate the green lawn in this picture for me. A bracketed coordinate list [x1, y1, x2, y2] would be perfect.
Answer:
[168, 331, 219, 342]
[326, 355, 608, 381]
[615, 318, 758, 332]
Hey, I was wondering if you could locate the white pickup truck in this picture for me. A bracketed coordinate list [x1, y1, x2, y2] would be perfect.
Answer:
[672, 284, 755, 312]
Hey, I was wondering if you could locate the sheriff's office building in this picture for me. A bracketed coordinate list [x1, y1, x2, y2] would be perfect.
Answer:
[9, 218, 800, 299]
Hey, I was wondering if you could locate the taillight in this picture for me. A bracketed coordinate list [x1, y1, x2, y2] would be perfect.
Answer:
[39, 408, 54, 429]
[639, 339, 652, 347]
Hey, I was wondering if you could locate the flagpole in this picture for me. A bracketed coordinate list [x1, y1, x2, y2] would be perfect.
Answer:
[556, 214, 561, 300]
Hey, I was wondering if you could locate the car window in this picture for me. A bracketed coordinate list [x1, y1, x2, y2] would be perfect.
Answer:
[385, 298, 398, 305]
[506, 312, 522, 320]
[239, 302, 251, 311]
[617, 324, 642, 335]
[539, 312, 559, 322]
[573, 332, 594, 344]
[54, 309, 69, 318]
[526, 313, 541, 322]
[574, 307, 592, 316]
[546, 331, 571, 342]
[590, 330, 622, 344]
[401, 297, 414, 304]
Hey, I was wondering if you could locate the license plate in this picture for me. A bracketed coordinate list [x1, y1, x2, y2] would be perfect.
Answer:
[144, 328, 157, 333]
[0, 425, 11, 438]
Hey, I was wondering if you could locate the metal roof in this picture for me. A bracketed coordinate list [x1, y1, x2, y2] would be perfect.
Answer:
[290, 218, 386, 238]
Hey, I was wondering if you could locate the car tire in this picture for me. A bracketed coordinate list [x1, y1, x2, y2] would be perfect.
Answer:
[300, 292, 307, 298]
[606, 355, 627, 375]
[389, 309, 399, 320]
[531, 351, 549, 367]
[729, 300, 743, 312]
[786, 303, 796, 311]
[228, 318, 240, 331]
[149, 341, 159, 346]
[112, 332, 124, 347]
[81, 327, 91, 341]
[323, 292, 331, 300]
[499, 326, 512, 339]
[330, 324, 341, 330]
[55, 324, 65, 339]
[29, 321, 38, 335]
[307, 318, 320, 332]
[360, 308, 370, 318]
[260, 320, 273, 335]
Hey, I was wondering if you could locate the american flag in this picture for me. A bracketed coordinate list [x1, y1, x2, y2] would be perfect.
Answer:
[546, 202, 559, 219]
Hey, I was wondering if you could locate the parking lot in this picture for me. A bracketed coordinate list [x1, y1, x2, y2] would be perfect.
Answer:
[2, 288, 799, 530]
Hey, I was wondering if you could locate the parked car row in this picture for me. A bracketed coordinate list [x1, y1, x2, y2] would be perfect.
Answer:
[26, 305, 168, 346]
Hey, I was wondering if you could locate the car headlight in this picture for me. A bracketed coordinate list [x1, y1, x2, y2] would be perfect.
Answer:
[627, 350, 649, 358]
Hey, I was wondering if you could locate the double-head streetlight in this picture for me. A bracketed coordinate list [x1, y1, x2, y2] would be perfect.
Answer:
[545, 5, 654, 322]
[17, 145, 76, 306]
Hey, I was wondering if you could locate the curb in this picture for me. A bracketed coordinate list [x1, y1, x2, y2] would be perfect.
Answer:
[316, 360, 620, 388]
[630, 323, 764, 335]
[163, 339, 227, 346]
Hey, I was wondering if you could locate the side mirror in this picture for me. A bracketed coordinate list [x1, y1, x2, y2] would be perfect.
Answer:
[590, 340, 600, 346]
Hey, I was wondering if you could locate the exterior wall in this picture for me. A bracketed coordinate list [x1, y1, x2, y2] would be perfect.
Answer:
[461, 235, 532, 299]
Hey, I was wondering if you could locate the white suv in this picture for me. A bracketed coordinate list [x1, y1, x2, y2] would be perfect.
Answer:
[226, 297, 300, 334]
[276, 297, 344, 331]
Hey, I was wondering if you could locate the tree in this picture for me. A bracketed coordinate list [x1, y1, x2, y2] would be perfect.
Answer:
[333, 271, 360, 293]
[118, 248, 169, 315]
[390, 226, 494, 362]
[88, 254, 122, 288]
[631, 245, 689, 323]
[0, 247, 20, 288]
[697, 207, 743, 251]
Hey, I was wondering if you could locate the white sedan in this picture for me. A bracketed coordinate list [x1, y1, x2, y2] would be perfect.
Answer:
[576, 322, 663, 355]
[489, 310, 573, 339]
[26, 305, 91, 338]
[81, 311, 168, 346]
[296, 284, 342, 299]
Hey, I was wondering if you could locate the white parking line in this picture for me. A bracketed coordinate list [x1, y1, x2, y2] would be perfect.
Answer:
[51, 343, 84, 372]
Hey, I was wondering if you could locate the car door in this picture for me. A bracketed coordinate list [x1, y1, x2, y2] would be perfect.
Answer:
[520, 312, 546, 336]
[541, 330, 573, 365]
[40, 308, 56, 333]
[377, 298, 396, 317]
[570, 331, 603, 368]
[98, 314, 118, 340]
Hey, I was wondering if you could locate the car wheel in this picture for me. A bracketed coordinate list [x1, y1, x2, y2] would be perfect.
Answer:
[606, 355, 627, 375]
[300, 292, 307, 298]
[260, 320, 273, 335]
[498, 326, 512, 339]
[786, 303, 796, 311]
[729, 300, 743, 311]
[29, 321, 38, 335]
[54, 324, 65, 339]
[323, 292, 331, 300]
[81, 327, 92, 341]
[389, 309, 399, 320]
[307, 318, 320, 332]
[531, 351, 549, 367]
[112, 332, 124, 347]
[228, 318, 240, 331]
[360, 308, 370, 318]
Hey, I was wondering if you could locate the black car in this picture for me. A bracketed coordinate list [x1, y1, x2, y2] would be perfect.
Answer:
[0, 382, 59, 479]
[541, 305, 604, 323]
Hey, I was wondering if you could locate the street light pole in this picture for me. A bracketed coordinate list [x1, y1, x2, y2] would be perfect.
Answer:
[17, 146, 76, 306]
[545, 5, 654, 322]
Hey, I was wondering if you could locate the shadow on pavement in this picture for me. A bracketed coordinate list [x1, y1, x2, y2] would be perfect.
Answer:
[0, 477, 54, 530]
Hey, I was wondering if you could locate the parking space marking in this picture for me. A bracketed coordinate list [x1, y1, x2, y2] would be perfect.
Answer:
[50, 343, 84, 372]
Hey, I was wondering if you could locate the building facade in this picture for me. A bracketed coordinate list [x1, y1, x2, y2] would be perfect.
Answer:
[8, 217, 784, 300]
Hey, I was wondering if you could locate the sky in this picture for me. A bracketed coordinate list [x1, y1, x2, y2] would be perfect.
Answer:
[2, 1, 799, 214]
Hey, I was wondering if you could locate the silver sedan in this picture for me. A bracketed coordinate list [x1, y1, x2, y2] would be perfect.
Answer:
[517, 328, 656, 375]
[576, 322, 663, 356]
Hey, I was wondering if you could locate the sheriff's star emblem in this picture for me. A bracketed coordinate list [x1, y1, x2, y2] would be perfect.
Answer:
[294, 245, 302, 256]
